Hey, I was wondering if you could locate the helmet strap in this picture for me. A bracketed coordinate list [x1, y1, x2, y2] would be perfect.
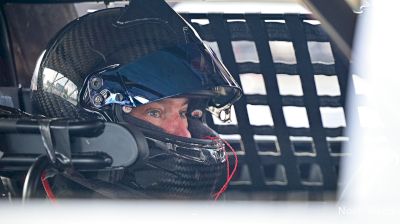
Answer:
[113, 104, 125, 122]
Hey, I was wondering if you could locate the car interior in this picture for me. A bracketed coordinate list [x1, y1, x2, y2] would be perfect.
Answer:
[0, 0, 356, 202]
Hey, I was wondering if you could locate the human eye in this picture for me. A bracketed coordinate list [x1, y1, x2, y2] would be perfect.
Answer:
[147, 109, 162, 118]
[179, 110, 188, 119]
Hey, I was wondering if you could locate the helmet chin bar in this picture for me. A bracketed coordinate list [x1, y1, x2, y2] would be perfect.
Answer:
[147, 135, 226, 164]
[86, 102, 226, 164]
[120, 110, 226, 164]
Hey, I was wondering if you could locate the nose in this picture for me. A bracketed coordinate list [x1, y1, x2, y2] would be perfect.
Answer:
[163, 115, 191, 138]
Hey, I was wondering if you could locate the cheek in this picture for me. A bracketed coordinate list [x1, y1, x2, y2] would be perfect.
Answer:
[141, 116, 163, 128]
[156, 119, 175, 130]
[146, 118, 163, 128]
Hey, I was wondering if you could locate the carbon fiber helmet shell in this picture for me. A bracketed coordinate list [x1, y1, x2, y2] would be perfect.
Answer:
[32, 1, 241, 121]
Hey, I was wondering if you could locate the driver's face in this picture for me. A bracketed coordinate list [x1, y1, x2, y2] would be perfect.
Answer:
[129, 97, 191, 138]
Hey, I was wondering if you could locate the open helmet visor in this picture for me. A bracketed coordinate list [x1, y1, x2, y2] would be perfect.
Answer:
[80, 42, 241, 121]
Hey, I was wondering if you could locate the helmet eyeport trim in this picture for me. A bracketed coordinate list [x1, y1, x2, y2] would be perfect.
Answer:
[80, 42, 242, 115]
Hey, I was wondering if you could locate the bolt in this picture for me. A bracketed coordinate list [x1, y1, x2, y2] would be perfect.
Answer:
[90, 77, 103, 90]
[93, 94, 103, 106]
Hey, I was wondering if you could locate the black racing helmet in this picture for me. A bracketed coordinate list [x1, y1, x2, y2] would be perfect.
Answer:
[32, 0, 242, 199]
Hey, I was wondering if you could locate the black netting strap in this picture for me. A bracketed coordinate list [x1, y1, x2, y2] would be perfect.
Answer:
[208, 13, 265, 187]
